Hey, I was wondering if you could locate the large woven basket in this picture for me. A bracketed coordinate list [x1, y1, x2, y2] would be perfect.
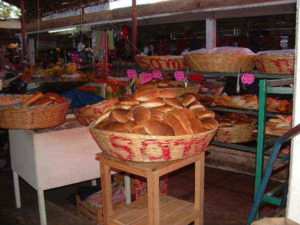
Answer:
[135, 55, 187, 70]
[184, 53, 255, 72]
[255, 55, 294, 74]
[75, 98, 118, 126]
[90, 123, 217, 162]
[0, 94, 70, 129]
[214, 124, 255, 143]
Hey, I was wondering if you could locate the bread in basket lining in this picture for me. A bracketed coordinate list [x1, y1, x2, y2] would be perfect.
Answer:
[89, 85, 218, 162]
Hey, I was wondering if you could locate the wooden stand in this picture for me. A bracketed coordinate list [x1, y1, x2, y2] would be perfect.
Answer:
[96, 152, 205, 225]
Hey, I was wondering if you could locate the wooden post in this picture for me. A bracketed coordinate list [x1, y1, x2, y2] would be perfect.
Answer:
[20, 0, 27, 59]
[28, 38, 35, 66]
[286, 1, 300, 223]
[147, 172, 160, 225]
[194, 152, 205, 225]
[100, 163, 113, 225]
[132, 0, 138, 58]
[206, 17, 216, 49]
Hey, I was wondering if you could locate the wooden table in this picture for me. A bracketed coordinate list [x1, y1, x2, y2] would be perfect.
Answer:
[9, 127, 131, 225]
[97, 152, 205, 225]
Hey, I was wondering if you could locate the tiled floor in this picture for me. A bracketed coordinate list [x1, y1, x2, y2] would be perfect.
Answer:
[0, 165, 277, 225]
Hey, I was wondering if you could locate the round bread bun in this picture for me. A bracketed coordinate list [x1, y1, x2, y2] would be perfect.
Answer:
[95, 118, 111, 129]
[123, 121, 136, 133]
[151, 106, 174, 113]
[170, 110, 193, 134]
[127, 110, 134, 121]
[95, 111, 112, 126]
[139, 98, 165, 108]
[32, 98, 53, 106]
[132, 127, 148, 135]
[134, 85, 160, 101]
[144, 119, 175, 136]
[119, 97, 140, 106]
[132, 106, 151, 122]
[158, 89, 177, 98]
[22, 93, 44, 107]
[182, 95, 196, 107]
[179, 108, 196, 120]
[163, 113, 190, 136]
[111, 109, 130, 123]
[234, 121, 251, 126]
[189, 102, 206, 111]
[150, 110, 165, 121]
[202, 118, 218, 131]
[115, 103, 132, 110]
[190, 118, 203, 134]
[102, 122, 128, 132]
[163, 98, 182, 109]
[218, 120, 232, 127]
[197, 111, 215, 120]
[156, 80, 172, 87]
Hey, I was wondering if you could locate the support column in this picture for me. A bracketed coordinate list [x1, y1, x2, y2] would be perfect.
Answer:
[205, 17, 216, 49]
[287, 1, 300, 223]
[28, 38, 35, 66]
[20, 0, 27, 59]
[132, 0, 138, 58]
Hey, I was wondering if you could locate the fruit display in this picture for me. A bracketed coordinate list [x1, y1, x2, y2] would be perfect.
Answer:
[94, 85, 217, 136]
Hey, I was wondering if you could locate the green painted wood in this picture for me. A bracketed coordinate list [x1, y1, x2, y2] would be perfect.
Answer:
[266, 87, 294, 94]
[262, 196, 282, 206]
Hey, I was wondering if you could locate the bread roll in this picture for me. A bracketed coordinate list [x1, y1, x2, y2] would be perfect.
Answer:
[115, 103, 132, 110]
[182, 95, 196, 107]
[197, 111, 215, 120]
[202, 118, 218, 130]
[189, 102, 206, 111]
[132, 127, 148, 135]
[150, 110, 165, 121]
[190, 119, 203, 134]
[163, 98, 182, 109]
[170, 110, 193, 134]
[22, 93, 43, 107]
[139, 98, 165, 108]
[132, 106, 151, 122]
[164, 113, 190, 135]
[127, 110, 134, 121]
[95, 118, 111, 129]
[103, 122, 127, 132]
[134, 85, 159, 101]
[123, 121, 136, 133]
[234, 121, 250, 126]
[32, 98, 53, 106]
[218, 120, 232, 127]
[111, 109, 130, 123]
[44, 93, 66, 104]
[119, 97, 139, 106]
[95, 111, 112, 126]
[180, 108, 196, 120]
[158, 89, 177, 98]
[144, 119, 175, 136]
[151, 106, 173, 113]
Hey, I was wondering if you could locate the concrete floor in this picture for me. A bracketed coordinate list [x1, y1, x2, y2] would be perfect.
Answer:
[0, 164, 277, 225]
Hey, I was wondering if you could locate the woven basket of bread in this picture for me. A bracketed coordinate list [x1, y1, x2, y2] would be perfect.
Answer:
[0, 93, 70, 129]
[135, 55, 187, 70]
[184, 47, 255, 73]
[89, 85, 218, 162]
[75, 98, 118, 126]
[255, 50, 295, 75]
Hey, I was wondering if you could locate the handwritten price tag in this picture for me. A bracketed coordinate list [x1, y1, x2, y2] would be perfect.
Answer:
[141, 72, 153, 84]
[174, 71, 185, 81]
[127, 69, 137, 79]
[241, 73, 255, 85]
[152, 70, 162, 79]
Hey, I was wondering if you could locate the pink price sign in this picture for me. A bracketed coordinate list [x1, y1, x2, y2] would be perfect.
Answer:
[241, 73, 255, 85]
[152, 70, 162, 79]
[127, 69, 137, 79]
[141, 72, 153, 84]
[174, 71, 185, 81]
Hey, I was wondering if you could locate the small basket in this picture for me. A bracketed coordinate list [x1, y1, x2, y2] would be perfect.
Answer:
[214, 124, 255, 143]
[255, 55, 294, 74]
[90, 123, 217, 162]
[75, 98, 118, 126]
[135, 55, 187, 70]
[184, 53, 255, 72]
[0, 94, 70, 129]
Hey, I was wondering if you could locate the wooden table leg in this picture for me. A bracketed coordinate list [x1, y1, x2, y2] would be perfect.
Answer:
[147, 172, 160, 225]
[194, 152, 205, 225]
[100, 162, 113, 225]
[13, 171, 21, 209]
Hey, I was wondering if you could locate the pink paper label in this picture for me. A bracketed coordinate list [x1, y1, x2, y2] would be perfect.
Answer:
[174, 71, 185, 81]
[141, 72, 153, 84]
[127, 69, 137, 79]
[241, 73, 255, 85]
[152, 70, 162, 79]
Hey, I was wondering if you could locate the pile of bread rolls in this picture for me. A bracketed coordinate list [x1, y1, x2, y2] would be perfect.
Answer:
[95, 85, 217, 136]
[266, 115, 292, 136]
[216, 113, 256, 128]
[21, 93, 67, 107]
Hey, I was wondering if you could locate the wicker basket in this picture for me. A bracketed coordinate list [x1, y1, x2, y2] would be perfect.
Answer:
[135, 55, 187, 70]
[0, 94, 70, 130]
[214, 124, 255, 143]
[90, 123, 217, 162]
[184, 53, 255, 72]
[75, 98, 118, 126]
[255, 55, 294, 74]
